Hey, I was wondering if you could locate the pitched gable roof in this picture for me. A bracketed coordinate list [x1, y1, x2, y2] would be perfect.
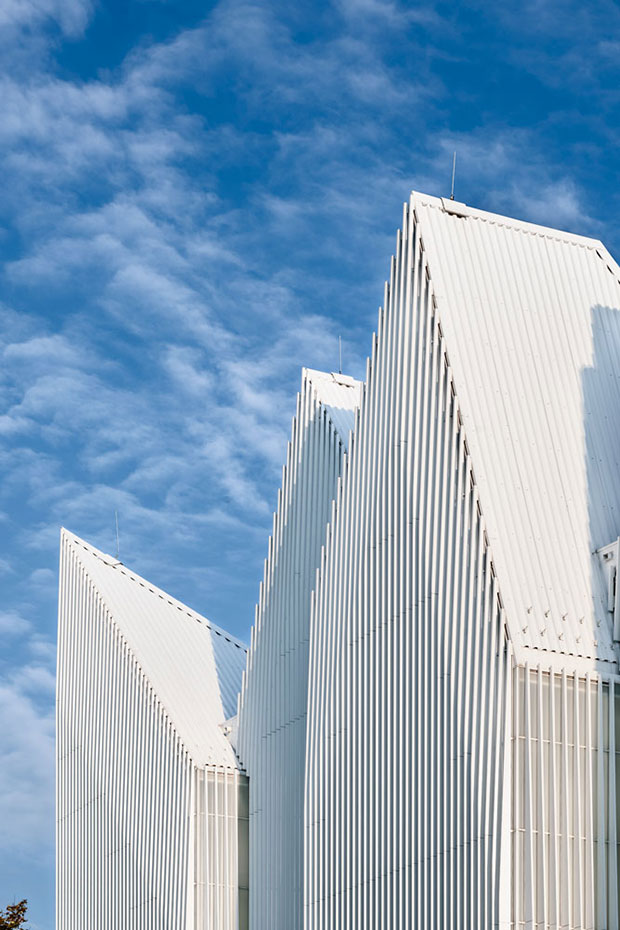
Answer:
[304, 368, 361, 447]
[61, 529, 247, 766]
[412, 191, 620, 667]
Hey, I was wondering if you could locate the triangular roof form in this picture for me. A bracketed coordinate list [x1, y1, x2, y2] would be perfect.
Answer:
[61, 529, 246, 766]
[303, 368, 361, 446]
[412, 191, 620, 667]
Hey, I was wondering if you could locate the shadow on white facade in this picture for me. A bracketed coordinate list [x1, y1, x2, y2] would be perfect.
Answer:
[57, 191, 620, 928]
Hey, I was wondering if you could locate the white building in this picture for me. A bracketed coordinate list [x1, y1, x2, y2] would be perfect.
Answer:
[57, 191, 620, 928]
[236, 368, 361, 930]
[56, 531, 248, 929]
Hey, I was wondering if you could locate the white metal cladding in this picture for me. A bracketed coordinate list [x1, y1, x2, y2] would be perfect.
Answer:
[58, 531, 191, 929]
[236, 368, 360, 930]
[305, 202, 512, 929]
[60, 530, 246, 767]
[511, 665, 620, 929]
[57, 530, 248, 930]
[191, 768, 249, 930]
[412, 192, 620, 667]
[56, 191, 620, 930]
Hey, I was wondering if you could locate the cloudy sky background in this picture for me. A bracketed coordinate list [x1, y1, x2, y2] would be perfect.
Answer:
[1, 0, 620, 924]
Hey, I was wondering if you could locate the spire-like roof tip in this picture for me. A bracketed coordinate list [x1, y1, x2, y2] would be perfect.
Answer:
[60, 529, 248, 761]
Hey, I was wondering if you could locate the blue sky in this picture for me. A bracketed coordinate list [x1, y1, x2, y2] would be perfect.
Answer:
[1, 0, 619, 925]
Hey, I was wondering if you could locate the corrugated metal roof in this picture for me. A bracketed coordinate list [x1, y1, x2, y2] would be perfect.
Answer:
[412, 191, 620, 667]
[304, 368, 361, 447]
[61, 529, 246, 766]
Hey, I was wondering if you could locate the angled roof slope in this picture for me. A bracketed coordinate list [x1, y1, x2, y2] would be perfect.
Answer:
[412, 191, 620, 666]
[304, 368, 362, 445]
[61, 529, 247, 766]
[236, 366, 361, 930]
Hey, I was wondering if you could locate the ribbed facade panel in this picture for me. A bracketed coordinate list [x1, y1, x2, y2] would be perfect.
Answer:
[413, 193, 620, 665]
[305, 202, 512, 928]
[57, 533, 192, 929]
[56, 189, 620, 929]
[511, 666, 620, 929]
[236, 369, 360, 930]
[191, 768, 248, 930]
[57, 531, 247, 930]
[59, 532, 246, 768]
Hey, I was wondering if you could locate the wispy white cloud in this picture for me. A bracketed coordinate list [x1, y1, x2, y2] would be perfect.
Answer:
[28, 568, 56, 592]
[0, 611, 31, 635]
[433, 130, 600, 235]
[336, 0, 444, 31]
[0, 0, 93, 36]
[0, 1, 617, 925]
[0, 671, 54, 854]
[0, 603, 55, 866]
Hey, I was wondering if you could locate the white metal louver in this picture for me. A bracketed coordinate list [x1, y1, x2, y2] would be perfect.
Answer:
[57, 189, 620, 930]
[56, 530, 248, 930]
[412, 192, 620, 667]
[304, 192, 620, 929]
[235, 368, 361, 930]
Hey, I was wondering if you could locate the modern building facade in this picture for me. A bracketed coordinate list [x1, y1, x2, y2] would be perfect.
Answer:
[57, 191, 620, 928]
[236, 368, 361, 930]
[56, 532, 248, 929]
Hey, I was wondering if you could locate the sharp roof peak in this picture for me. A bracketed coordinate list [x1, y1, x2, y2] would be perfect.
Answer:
[60, 527, 247, 652]
[404, 194, 620, 668]
[301, 367, 362, 450]
[410, 189, 606, 253]
[303, 367, 362, 388]
[60, 527, 248, 765]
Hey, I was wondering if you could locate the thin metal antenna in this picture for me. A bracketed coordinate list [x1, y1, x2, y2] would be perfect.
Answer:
[115, 510, 120, 561]
[450, 150, 457, 201]
[338, 336, 342, 375]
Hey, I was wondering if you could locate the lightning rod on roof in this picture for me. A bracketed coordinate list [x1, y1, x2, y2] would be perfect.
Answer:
[450, 150, 457, 201]
[339, 335, 342, 375]
[115, 510, 120, 561]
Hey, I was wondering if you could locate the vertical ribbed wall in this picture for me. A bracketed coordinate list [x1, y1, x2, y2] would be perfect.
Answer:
[512, 666, 620, 929]
[236, 373, 349, 930]
[57, 192, 620, 930]
[304, 202, 511, 929]
[192, 769, 249, 930]
[57, 533, 192, 930]
[57, 533, 246, 930]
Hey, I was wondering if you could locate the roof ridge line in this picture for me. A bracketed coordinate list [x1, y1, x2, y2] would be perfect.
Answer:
[65, 536, 203, 768]
[411, 190, 603, 251]
[61, 529, 247, 652]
